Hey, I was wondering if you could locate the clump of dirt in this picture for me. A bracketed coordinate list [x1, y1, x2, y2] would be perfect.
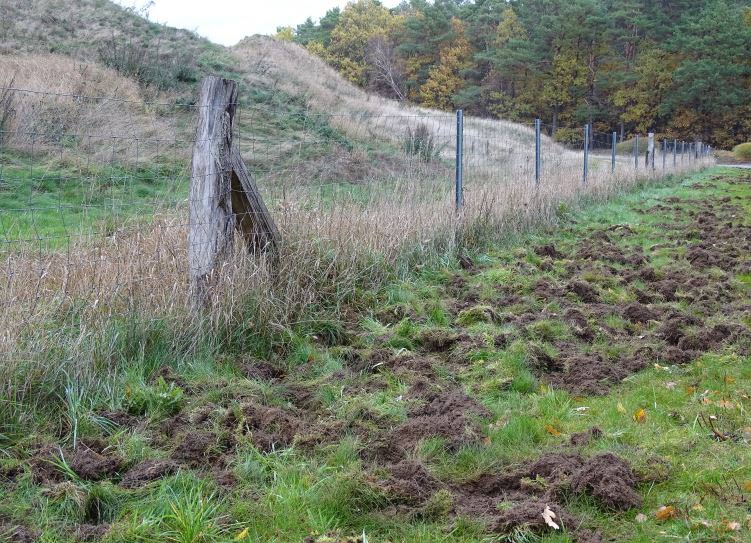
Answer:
[419, 329, 460, 351]
[545, 353, 647, 396]
[377, 460, 441, 505]
[534, 279, 564, 299]
[237, 359, 285, 381]
[571, 453, 642, 510]
[623, 302, 658, 324]
[67, 444, 121, 481]
[388, 390, 489, 453]
[120, 459, 178, 488]
[488, 499, 576, 535]
[230, 403, 304, 452]
[526, 344, 564, 374]
[570, 427, 603, 446]
[171, 431, 219, 467]
[653, 279, 679, 301]
[564, 308, 595, 341]
[534, 244, 563, 259]
[568, 280, 599, 302]
[658, 313, 700, 345]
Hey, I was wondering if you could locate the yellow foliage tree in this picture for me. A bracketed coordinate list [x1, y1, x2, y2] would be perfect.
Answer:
[275, 27, 295, 42]
[327, 0, 402, 86]
[419, 18, 472, 110]
[495, 7, 527, 47]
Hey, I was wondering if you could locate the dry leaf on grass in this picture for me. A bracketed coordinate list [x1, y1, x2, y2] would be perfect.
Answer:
[542, 505, 560, 530]
[544, 424, 562, 436]
[633, 408, 647, 423]
[655, 505, 678, 521]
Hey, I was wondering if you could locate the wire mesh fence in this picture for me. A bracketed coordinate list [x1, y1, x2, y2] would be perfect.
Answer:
[0, 83, 714, 381]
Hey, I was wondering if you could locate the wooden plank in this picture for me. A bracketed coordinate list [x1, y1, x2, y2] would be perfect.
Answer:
[230, 147, 280, 254]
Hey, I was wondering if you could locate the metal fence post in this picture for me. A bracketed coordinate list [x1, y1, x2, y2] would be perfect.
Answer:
[662, 140, 666, 170]
[634, 135, 639, 169]
[648, 132, 655, 170]
[611, 131, 616, 173]
[455, 109, 464, 211]
[681, 141, 685, 162]
[535, 118, 541, 185]
[673, 139, 677, 167]
[583, 124, 590, 184]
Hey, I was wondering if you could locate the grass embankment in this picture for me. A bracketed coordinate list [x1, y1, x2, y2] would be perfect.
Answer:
[1, 167, 749, 543]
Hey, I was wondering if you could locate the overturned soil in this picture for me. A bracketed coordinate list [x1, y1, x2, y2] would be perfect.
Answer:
[11, 173, 751, 542]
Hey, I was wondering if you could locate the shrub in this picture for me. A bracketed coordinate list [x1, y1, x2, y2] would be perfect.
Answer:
[553, 127, 583, 147]
[403, 123, 440, 162]
[733, 142, 751, 161]
[124, 377, 184, 418]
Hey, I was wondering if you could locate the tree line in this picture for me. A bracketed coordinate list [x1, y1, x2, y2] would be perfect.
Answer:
[277, 0, 751, 148]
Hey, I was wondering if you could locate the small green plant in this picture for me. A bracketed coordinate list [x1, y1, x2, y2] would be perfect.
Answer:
[124, 377, 184, 418]
[163, 488, 224, 543]
[732, 142, 751, 161]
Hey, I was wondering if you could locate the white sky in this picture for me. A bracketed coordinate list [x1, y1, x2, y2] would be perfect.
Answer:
[115, 1, 402, 46]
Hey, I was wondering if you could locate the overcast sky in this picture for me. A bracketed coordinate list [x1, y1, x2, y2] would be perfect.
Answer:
[115, 1, 402, 46]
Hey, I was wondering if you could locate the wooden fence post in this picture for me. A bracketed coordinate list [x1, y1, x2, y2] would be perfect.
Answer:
[188, 76, 279, 309]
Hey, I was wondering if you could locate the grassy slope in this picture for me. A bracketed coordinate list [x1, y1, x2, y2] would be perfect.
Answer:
[1, 166, 749, 543]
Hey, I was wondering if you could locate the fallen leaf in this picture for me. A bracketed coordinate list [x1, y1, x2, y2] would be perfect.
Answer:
[655, 505, 678, 521]
[635, 513, 647, 523]
[545, 424, 562, 437]
[701, 396, 713, 405]
[234, 528, 250, 541]
[691, 503, 705, 511]
[723, 520, 741, 532]
[542, 505, 560, 530]
[634, 408, 647, 424]
[724, 375, 735, 384]
[693, 519, 712, 528]
[743, 481, 751, 492]
[685, 386, 696, 395]
[617, 402, 627, 414]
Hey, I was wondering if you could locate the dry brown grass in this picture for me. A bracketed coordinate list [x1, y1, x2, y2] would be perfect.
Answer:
[0, 54, 184, 160]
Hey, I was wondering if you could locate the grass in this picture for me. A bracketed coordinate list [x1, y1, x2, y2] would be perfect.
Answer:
[1, 166, 748, 542]
[0, 150, 186, 244]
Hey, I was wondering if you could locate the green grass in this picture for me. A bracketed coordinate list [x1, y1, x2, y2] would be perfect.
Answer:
[0, 150, 186, 246]
[2, 167, 750, 542]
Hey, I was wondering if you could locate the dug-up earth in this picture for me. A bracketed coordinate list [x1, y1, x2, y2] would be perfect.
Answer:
[2, 168, 751, 542]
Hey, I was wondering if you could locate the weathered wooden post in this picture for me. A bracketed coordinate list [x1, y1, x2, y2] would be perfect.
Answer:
[188, 76, 279, 309]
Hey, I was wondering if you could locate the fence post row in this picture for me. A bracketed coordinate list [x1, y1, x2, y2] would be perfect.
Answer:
[188, 76, 279, 310]
[455, 109, 464, 211]
[535, 118, 541, 185]
[583, 124, 590, 184]
[662, 140, 666, 170]
[611, 131, 617, 173]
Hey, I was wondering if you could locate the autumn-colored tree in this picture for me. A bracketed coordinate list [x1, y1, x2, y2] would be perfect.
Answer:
[326, 0, 402, 86]
[418, 18, 473, 110]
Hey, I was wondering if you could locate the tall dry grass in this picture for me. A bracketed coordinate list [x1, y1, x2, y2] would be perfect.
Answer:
[0, 54, 185, 160]
[0, 38, 714, 427]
